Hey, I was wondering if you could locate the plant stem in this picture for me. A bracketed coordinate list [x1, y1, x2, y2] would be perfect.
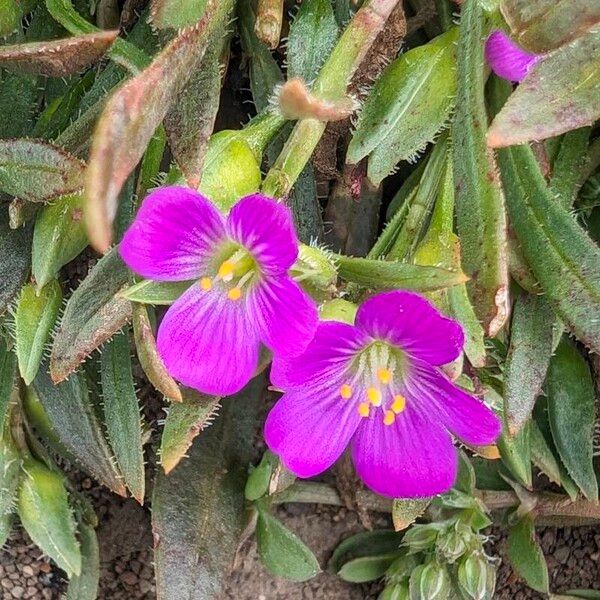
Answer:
[272, 482, 600, 526]
[262, 0, 402, 198]
[254, 0, 284, 49]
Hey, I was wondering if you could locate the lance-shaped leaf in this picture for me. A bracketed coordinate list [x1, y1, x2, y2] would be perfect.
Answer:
[0, 139, 85, 203]
[0, 338, 17, 437]
[503, 293, 553, 435]
[496, 143, 600, 353]
[84, 0, 234, 253]
[336, 255, 468, 291]
[0, 30, 118, 77]
[50, 248, 133, 382]
[0, 427, 20, 518]
[348, 27, 458, 184]
[159, 390, 220, 474]
[488, 26, 600, 147]
[132, 304, 181, 402]
[15, 280, 62, 386]
[453, 0, 509, 337]
[121, 279, 193, 305]
[101, 331, 145, 503]
[500, 0, 600, 52]
[17, 458, 82, 577]
[152, 375, 264, 599]
[546, 337, 598, 501]
[163, 43, 222, 188]
[33, 367, 126, 496]
[255, 506, 321, 582]
[65, 520, 99, 600]
[32, 193, 88, 291]
[150, 0, 208, 30]
[507, 514, 549, 593]
[287, 0, 339, 82]
[0, 205, 32, 315]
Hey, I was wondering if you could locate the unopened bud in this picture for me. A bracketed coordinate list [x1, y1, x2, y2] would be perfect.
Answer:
[402, 524, 440, 553]
[379, 581, 409, 600]
[418, 561, 451, 600]
[319, 299, 357, 324]
[457, 554, 491, 600]
[435, 526, 468, 563]
[291, 244, 338, 301]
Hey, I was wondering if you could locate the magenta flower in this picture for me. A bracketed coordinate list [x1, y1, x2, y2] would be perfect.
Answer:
[120, 186, 318, 396]
[485, 30, 541, 82]
[265, 291, 501, 498]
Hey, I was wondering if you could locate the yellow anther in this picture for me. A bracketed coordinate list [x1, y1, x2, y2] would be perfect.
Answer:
[377, 368, 392, 384]
[199, 277, 212, 291]
[383, 410, 395, 426]
[218, 260, 235, 279]
[392, 394, 406, 414]
[227, 287, 242, 301]
[340, 384, 352, 399]
[366, 387, 382, 407]
[358, 402, 370, 418]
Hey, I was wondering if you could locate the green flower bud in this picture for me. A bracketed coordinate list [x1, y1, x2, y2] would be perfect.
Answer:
[379, 581, 409, 600]
[457, 554, 491, 600]
[435, 526, 468, 564]
[386, 553, 421, 584]
[245, 450, 278, 501]
[402, 524, 440, 553]
[199, 131, 263, 211]
[291, 244, 338, 302]
[319, 299, 357, 324]
[418, 561, 451, 600]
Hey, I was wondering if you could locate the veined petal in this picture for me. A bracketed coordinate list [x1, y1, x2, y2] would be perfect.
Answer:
[249, 276, 318, 358]
[157, 284, 259, 396]
[485, 30, 541, 83]
[227, 194, 299, 273]
[265, 386, 361, 478]
[355, 291, 464, 366]
[120, 186, 226, 281]
[270, 320, 367, 390]
[351, 406, 458, 498]
[408, 362, 501, 446]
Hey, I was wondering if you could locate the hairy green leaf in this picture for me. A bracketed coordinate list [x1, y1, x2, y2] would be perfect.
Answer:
[15, 280, 62, 385]
[32, 193, 88, 290]
[0, 428, 21, 517]
[121, 279, 193, 305]
[329, 530, 403, 573]
[18, 458, 81, 577]
[546, 337, 598, 501]
[0, 31, 118, 77]
[150, 0, 208, 30]
[256, 507, 321, 582]
[507, 514, 549, 593]
[0, 337, 17, 436]
[488, 26, 600, 147]
[453, 1, 509, 337]
[503, 293, 553, 435]
[33, 367, 126, 496]
[50, 248, 133, 383]
[348, 28, 458, 184]
[152, 376, 264, 599]
[101, 331, 145, 503]
[65, 521, 99, 600]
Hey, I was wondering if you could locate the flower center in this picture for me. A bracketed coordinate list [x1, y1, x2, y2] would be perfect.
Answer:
[339, 341, 408, 426]
[197, 245, 257, 301]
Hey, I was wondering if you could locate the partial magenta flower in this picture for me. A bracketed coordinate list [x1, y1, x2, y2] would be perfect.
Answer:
[265, 291, 500, 498]
[485, 30, 541, 82]
[120, 186, 318, 396]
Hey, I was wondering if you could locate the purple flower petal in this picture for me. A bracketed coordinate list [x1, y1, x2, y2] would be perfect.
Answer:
[409, 362, 501, 446]
[248, 276, 318, 358]
[227, 194, 299, 274]
[157, 284, 259, 396]
[120, 186, 226, 281]
[265, 387, 362, 478]
[351, 406, 458, 498]
[485, 30, 541, 83]
[270, 320, 367, 390]
[355, 291, 464, 366]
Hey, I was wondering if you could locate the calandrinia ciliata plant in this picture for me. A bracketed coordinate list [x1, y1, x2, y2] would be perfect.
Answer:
[0, 0, 599, 598]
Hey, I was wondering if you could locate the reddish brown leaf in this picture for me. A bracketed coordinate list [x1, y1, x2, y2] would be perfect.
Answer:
[0, 31, 118, 77]
[84, 0, 234, 253]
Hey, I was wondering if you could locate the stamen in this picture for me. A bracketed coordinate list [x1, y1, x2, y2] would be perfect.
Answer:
[227, 287, 242, 301]
[340, 384, 352, 399]
[366, 387, 382, 407]
[358, 402, 370, 418]
[383, 410, 395, 426]
[218, 260, 235, 280]
[377, 368, 392, 384]
[392, 394, 406, 414]
[199, 277, 212, 291]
